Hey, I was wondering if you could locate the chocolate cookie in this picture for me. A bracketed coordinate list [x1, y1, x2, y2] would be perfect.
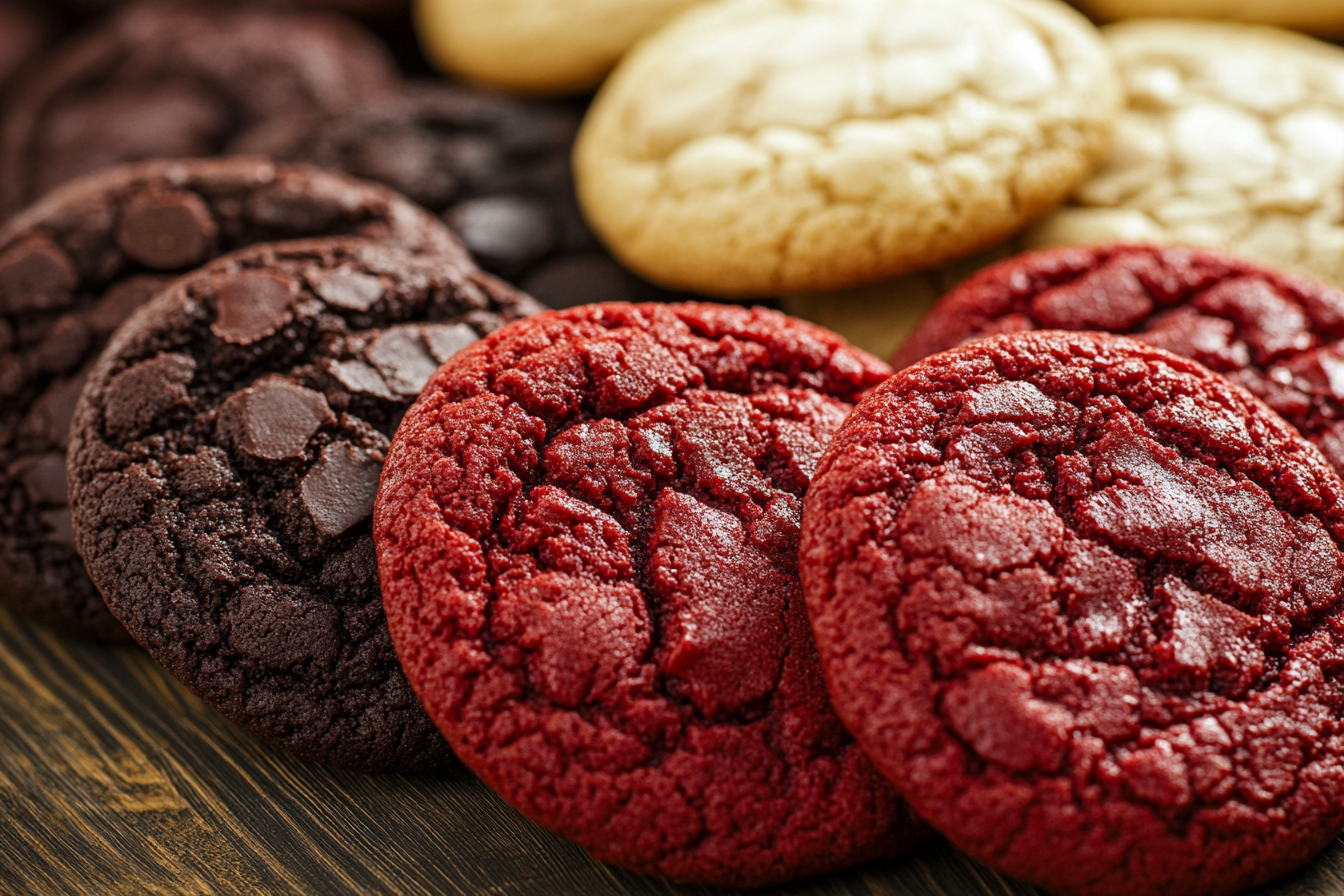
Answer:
[229, 82, 689, 308]
[893, 245, 1344, 478]
[374, 303, 926, 886]
[0, 0, 397, 217]
[802, 330, 1344, 896]
[68, 237, 539, 772]
[0, 156, 466, 642]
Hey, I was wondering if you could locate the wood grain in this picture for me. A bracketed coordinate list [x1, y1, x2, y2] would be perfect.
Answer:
[0, 603, 1341, 896]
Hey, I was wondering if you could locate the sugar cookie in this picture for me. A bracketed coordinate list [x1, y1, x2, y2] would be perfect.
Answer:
[1027, 21, 1344, 289]
[575, 0, 1119, 297]
[414, 0, 701, 94]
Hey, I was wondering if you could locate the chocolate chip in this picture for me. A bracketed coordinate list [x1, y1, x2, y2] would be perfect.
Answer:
[88, 276, 170, 338]
[9, 454, 67, 506]
[326, 358, 395, 400]
[523, 254, 640, 309]
[366, 325, 439, 397]
[211, 270, 297, 344]
[22, 375, 87, 448]
[444, 195, 555, 273]
[219, 376, 333, 461]
[300, 440, 382, 538]
[104, 353, 195, 440]
[0, 235, 78, 313]
[422, 322, 478, 364]
[309, 266, 385, 312]
[115, 189, 218, 270]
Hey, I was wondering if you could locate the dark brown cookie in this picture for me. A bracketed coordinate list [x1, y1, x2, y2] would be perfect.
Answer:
[229, 82, 693, 308]
[68, 237, 540, 772]
[0, 156, 467, 642]
[0, 0, 398, 217]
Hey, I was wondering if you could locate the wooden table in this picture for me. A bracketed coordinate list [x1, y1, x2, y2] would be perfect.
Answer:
[2, 605, 1342, 896]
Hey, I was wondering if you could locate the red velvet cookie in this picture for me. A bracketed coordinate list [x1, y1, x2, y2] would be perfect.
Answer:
[803, 330, 1344, 896]
[894, 245, 1344, 476]
[375, 303, 925, 887]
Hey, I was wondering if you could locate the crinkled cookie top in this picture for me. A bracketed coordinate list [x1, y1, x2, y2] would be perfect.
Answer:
[803, 330, 1344, 896]
[576, 0, 1119, 296]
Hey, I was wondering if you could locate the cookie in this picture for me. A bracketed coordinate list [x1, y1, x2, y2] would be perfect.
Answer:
[1026, 21, 1344, 289]
[892, 244, 1344, 479]
[802, 330, 1344, 896]
[1073, 1, 1344, 37]
[374, 303, 926, 886]
[0, 156, 466, 643]
[414, 0, 701, 94]
[228, 82, 688, 308]
[574, 0, 1119, 297]
[0, 0, 397, 217]
[68, 237, 539, 772]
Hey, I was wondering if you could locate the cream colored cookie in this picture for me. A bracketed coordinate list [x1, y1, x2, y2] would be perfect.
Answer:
[1074, 0, 1344, 38]
[574, 0, 1119, 297]
[1027, 21, 1344, 288]
[414, 0, 701, 93]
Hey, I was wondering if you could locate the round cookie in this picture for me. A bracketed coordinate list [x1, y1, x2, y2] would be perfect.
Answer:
[375, 303, 926, 886]
[1026, 21, 1344, 289]
[0, 0, 398, 218]
[802, 330, 1344, 896]
[1073, 1, 1344, 37]
[414, 0, 701, 94]
[892, 244, 1344, 478]
[574, 0, 1120, 297]
[68, 237, 540, 772]
[0, 156, 466, 643]
[228, 82, 688, 308]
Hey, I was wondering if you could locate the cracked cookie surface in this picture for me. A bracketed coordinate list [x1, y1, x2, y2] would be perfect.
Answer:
[415, 0, 702, 93]
[1027, 21, 1344, 289]
[574, 0, 1119, 297]
[67, 238, 539, 772]
[802, 330, 1344, 896]
[0, 157, 465, 643]
[893, 245, 1344, 479]
[375, 302, 925, 886]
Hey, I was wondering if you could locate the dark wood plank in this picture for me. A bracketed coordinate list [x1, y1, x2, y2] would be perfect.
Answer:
[0, 603, 1339, 896]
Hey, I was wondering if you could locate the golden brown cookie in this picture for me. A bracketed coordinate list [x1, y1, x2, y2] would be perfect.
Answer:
[575, 0, 1119, 297]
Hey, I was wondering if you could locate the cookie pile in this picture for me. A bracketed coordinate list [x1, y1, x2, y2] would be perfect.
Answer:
[5, 0, 1344, 894]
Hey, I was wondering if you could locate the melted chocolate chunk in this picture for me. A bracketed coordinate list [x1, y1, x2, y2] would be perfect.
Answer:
[115, 189, 218, 269]
[301, 441, 382, 538]
[211, 270, 297, 345]
[218, 377, 334, 461]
